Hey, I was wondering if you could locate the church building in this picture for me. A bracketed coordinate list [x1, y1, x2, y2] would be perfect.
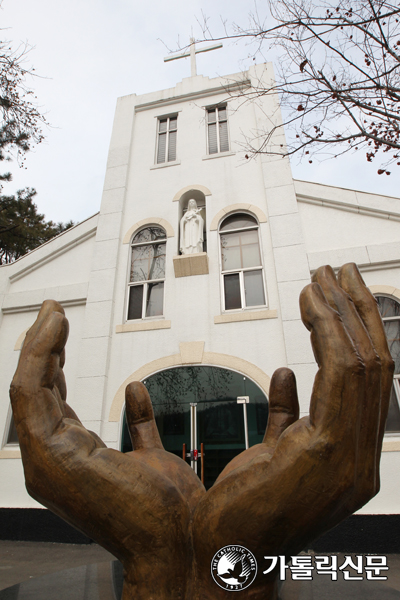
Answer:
[1, 57, 400, 545]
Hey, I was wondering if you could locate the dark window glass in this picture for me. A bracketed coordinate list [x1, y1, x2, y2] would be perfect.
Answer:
[159, 119, 167, 132]
[220, 214, 258, 232]
[219, 107, 227, 120]
[224, 273, 241, 310]
[7, 415, 19, 444]
[386, 385, 400, 432]
[207, 109, 216, 123]
[128, 285, 143, 320]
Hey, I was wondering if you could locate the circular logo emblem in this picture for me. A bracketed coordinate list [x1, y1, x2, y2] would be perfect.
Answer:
[211, 545, 257, 591]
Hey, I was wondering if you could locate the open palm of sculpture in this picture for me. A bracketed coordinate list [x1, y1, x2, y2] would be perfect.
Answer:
[10, 263, 393, 600]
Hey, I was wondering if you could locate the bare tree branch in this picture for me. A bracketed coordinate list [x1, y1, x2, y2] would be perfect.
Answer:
[195, 0, 400, 173]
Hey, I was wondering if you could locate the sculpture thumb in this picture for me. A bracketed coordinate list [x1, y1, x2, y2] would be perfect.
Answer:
[263, 367, 299, 448]
[125, 382, 164, 451]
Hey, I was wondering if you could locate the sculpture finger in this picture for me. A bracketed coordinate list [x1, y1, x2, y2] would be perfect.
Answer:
[263, 368, 299, 451]
[13, 301, 67, 413]
[300, 282, 364, 436]
[22, 300, 65, 350]
[338, 264, 394, 466]
[125, 382, 163, 451]
[312, 266, 378, 369]
[313, 265, 382, 501]
[10, 309, 69, 441]
[13, 306, 68, 393]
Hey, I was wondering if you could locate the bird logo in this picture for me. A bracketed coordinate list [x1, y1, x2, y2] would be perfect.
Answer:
[218, 556, 248, 584]
[211, 545, 257, 591]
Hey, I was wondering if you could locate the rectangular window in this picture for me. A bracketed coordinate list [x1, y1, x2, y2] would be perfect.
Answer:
[157, 116, 177, 164]
[207, 106, 229, 154]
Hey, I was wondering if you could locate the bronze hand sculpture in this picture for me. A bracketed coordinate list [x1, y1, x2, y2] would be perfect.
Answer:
[10, 264, 394, 600]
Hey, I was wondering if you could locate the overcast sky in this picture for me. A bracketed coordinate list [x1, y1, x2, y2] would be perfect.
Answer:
[1, 0, 398, 225]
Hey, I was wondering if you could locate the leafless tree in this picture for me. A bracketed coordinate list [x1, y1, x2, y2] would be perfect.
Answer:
[0, 39, 46, 172]
[198, 0, 400, 174]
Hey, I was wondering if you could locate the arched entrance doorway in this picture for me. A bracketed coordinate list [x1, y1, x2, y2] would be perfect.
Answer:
[121, 365, 268, 489]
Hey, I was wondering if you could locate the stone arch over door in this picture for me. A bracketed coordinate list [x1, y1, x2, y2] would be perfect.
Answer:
[108, 350, 270, 422]
[111, 352, 270, 488]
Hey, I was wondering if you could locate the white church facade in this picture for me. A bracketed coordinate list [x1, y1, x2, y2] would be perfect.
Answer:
[1, 62, 400, 542]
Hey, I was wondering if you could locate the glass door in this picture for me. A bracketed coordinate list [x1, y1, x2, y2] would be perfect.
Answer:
[196, 397, 246, 488]
[121, 366, 269, 489]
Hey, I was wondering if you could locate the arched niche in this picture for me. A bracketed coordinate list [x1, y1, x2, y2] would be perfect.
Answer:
[176, 188, 208, 254]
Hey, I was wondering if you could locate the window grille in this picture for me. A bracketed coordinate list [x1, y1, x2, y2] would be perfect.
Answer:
[157, 116, 177, 164]
[207, 106, 229, 154]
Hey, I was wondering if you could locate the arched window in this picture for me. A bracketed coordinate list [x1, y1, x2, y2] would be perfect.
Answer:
[127, 226, 166, 320]
[219, 213, 266, 311]
[376, 295, 400, 432]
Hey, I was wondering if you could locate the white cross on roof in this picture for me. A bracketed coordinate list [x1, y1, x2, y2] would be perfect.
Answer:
[164, 38, 223, 77]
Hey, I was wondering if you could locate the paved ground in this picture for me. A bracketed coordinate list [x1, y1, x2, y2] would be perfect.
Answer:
[0, 541, 113, 590]
[1, 541, 400, 599]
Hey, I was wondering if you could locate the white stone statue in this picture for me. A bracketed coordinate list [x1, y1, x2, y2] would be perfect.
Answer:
[180, 199, 204, 254]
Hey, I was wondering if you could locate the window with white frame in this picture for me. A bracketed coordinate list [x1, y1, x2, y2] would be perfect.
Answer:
[219, 213, 266, 311]
[156, 115, 177, 164]
[127, 227, 166, 320]
[207, 105, 229, 154]
[376, 295, 400, 432]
